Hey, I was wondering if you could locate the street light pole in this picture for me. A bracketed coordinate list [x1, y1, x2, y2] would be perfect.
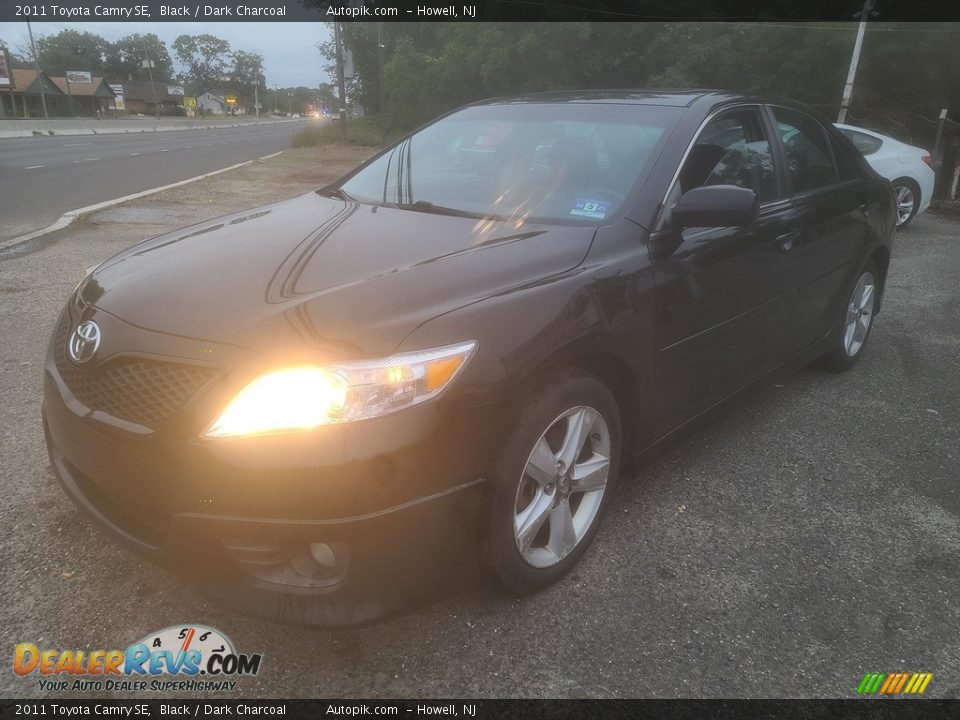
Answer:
[26, 20, 48, 119]
[288, 91, 293, 116]
[837, 0, 876, 124]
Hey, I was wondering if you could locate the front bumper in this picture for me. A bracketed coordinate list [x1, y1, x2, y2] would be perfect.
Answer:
[42, 313, 502, 625]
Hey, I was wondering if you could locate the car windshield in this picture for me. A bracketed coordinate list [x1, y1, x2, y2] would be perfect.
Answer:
[337, 103, 682, 224]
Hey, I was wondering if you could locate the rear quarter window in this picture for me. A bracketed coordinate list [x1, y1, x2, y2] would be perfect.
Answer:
[842, 129, 883, 156]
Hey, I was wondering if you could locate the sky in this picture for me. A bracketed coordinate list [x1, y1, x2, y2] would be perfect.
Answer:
[0, 21, 334, 88]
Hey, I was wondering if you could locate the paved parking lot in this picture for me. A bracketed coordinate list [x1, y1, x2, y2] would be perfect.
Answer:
[1, 156, 957, 699]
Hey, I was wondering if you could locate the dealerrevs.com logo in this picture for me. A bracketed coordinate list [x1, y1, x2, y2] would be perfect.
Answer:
[13, 625, 263, 692]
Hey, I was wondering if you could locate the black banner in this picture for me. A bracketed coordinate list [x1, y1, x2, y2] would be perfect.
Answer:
[2, 700, 960, 719]
[2, 0, 960, 23]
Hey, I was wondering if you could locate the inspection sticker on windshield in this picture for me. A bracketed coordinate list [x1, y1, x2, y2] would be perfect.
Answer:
[570, 199, 609, 219]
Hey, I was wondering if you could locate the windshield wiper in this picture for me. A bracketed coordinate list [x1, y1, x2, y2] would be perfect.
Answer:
[319, 186, 356, 202]
[394, 200, 503, 220]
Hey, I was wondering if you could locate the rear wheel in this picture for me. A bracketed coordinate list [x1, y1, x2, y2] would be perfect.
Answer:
[891, 178, 920, 228]
[817, 259, 879, 372]
[485, 370, 621, 594]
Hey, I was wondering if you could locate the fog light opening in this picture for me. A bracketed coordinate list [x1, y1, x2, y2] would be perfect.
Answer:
[309, 542, 337, 568]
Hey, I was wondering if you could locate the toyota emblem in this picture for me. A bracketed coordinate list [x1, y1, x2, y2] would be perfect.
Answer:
[68, 320, 101, 364]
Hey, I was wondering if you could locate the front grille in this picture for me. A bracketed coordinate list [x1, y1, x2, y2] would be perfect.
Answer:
[53, 312, 218, 429]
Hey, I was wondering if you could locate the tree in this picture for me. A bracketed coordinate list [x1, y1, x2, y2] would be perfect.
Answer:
[230, 50, 265, 107]
[32, 29, 110, 76]
[104, 33, 173, 82]
[172, 34, 232, 93]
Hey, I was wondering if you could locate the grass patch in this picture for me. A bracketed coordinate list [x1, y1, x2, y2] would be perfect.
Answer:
[292, 117, 396, 149]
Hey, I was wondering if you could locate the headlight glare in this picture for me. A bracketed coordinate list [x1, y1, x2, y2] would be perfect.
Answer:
[205, 341, 476, 438]
[206, 367, 348, 437]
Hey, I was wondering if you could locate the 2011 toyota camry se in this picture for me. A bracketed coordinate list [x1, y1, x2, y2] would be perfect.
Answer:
[43, 91, 895, 625]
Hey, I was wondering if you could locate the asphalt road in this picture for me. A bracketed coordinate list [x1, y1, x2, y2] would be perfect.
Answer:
[0, 184, 957, 699]
[0, 120, 306, 242]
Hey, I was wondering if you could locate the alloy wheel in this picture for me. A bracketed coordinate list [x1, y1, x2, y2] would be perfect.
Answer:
[894, 185, 915, 227]
[513, 405, 611, 568]
[844, 270, 876, 357]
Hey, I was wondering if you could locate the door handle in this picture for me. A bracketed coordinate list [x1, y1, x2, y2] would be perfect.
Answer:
[777, 230, 799, 251]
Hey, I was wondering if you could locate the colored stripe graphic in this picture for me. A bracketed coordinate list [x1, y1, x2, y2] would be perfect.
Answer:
[857, 672, 932, 694]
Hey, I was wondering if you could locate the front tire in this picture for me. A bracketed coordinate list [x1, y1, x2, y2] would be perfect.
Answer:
[485, 369, 621, 594]
[817, 259, 879, 372]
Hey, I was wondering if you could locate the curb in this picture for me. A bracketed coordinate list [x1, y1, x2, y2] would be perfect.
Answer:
[0, 151, 285, 252]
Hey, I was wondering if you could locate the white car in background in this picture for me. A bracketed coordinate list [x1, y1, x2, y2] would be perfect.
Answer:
[836, 123, 936, 229]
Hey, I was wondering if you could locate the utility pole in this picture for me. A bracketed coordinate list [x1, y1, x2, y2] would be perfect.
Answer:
[274, 84, 278, 113]
[837, 0, 876, 124]
[288, 91, 293, 116]
[377, 22, 386, 117]
[334, 21, 348, 142]
[254, 83, 259, 121]
[142, 39, 160, 123]
[932, 107, 949, 196]
[26, 20, 48, 119]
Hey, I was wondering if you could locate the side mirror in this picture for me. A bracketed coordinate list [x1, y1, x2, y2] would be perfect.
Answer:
[672, 184, 758, 229]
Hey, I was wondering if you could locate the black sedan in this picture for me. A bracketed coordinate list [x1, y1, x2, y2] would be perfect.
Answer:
[42, 91, 895, 624]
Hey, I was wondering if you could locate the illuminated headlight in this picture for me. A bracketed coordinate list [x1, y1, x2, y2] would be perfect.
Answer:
[204, 341, 477, 438]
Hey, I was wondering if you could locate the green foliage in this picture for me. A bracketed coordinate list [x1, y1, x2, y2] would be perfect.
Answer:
[323, 20, 960, 149]
[32, 30, 111, 77]
[229, 50, 266, 108]
[292, 117, 395, 148]
[172, 34, 233, 92]
[105, 34, 174, 83]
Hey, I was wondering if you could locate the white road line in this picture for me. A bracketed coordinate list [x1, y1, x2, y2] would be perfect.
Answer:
[161, 149, 170, 152]
[1, 158, 258, 251]
[24, 165, 44, 169]
[62, 143, 92, 147]
[259, 151, 283, 161]
[129, 152, 140, 156]
[185, 146, 192, 149]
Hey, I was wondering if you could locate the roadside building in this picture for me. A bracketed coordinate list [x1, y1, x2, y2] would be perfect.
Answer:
[2, 69, 65, 118]
[49, 76, 116, 118]
[115, 79, 183, 115]
[196, 92, 232, 115]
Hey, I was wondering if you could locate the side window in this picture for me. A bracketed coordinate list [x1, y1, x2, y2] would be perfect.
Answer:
[843, 129, 883, 156]
[773, 108, 838, 193]
[830, 135, 861, 182]
[679, 109, 778, 203]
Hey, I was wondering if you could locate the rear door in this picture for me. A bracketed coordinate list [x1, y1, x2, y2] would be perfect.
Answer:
[651, 105, 800, 437]
[769, 107, 871, 351]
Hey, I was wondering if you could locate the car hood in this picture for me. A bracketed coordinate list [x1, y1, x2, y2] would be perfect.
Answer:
[83, 192, 595, 359]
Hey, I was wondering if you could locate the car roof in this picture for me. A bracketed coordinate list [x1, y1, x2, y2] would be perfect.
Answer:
[476, 89, 738, 108]
[472, 90, 837, 125]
